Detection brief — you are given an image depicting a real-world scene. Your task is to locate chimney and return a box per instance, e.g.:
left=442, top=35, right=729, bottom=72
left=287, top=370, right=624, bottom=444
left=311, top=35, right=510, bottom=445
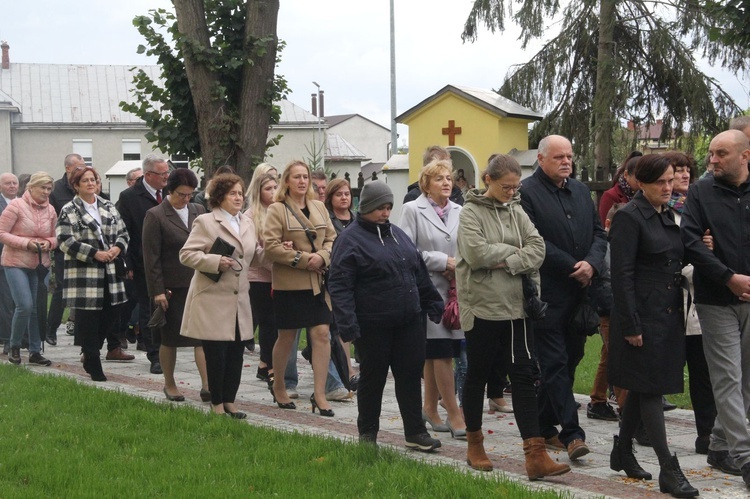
left=319, top=90, right=325, bottom=118
left=1, top=41, right=9, bottom=70
left=656, top=119, right=663, bottom=125
left=311, top=93, right=317, bottom=117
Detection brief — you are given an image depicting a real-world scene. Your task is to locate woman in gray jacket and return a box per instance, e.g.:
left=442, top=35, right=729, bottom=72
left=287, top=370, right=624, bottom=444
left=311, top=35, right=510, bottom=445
left=457, top=154, right=569, bottom=480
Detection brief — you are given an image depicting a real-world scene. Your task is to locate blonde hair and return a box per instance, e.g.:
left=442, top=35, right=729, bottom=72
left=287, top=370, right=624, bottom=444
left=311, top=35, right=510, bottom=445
left=244, top=163, right=277, bottom=211
left=419, top=160, right=453, bottom=194
left=27, top=172, right=54, bottom=189
left=246, top=170, right=278, bottom=238
left=274, top=160, right=314, bottom=203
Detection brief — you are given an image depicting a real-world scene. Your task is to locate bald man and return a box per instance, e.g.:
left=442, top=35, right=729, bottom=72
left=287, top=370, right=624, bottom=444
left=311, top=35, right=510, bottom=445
left=0, top=173, right=19, bottom=352
left=681, top=129, right=750, bottom=487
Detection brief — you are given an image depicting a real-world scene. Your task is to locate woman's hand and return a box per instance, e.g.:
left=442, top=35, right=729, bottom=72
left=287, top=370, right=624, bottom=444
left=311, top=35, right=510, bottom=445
left=94, top=250, right=111, bottom=263
left=154, top=293, right=169, bottom=311
left=492, top=261, right=507, bottom=270
left=625, top=334, right=643, bottom=347
left=27, top=240, right=51, bottom=251
left=445, top=257, right=456, bottom=272
left=282, top=240, right=294, bottom=250
left=218, top=256, right=235, bottom=272
left=442, top=270, right=455, bottom=281
left=307, top=253, right=326, bottom=274
left=702, top=229, right=713, bottom=251
left=107, top=246, right=121, bottom=259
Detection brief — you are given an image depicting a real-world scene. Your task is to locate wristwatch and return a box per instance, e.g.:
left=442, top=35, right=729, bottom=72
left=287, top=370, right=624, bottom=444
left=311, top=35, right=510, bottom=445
left=291, top=251, right=302, bottom=267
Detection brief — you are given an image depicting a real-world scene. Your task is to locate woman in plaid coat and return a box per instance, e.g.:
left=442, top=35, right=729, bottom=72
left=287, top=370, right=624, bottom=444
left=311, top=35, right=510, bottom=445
left=56, top=167, right=129, bottom=381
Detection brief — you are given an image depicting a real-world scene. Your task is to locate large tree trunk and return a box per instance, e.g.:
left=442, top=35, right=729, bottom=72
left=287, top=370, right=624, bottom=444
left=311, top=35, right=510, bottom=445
left=236, top=0, right=280, bottom=185
left=593, top=0, right=616, bottom=174
left=173, top=0, right=235, bottom=176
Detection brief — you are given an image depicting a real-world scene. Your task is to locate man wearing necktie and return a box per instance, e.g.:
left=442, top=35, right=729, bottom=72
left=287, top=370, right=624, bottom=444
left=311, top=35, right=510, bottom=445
left=117, top=154, right=170, bottom=374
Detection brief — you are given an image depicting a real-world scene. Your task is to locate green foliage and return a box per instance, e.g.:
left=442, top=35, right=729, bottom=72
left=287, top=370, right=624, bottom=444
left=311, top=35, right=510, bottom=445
left=462, top=0, right=750, bottom=165
left=706, top=0, right=750, bottom=49
left=119, top=1, right=289, bottom=176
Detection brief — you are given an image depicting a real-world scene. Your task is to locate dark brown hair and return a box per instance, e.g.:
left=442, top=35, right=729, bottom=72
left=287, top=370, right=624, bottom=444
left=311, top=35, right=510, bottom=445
left=68, top=166, right=99, bottom=190
left=207, top=173, right=244, bottom=209
left=634, top=154, right=673, bottom=184
left=167, top=168, right=199, bottom=193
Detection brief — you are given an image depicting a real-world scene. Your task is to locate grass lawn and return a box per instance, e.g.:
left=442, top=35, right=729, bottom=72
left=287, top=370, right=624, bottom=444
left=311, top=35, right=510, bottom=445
left=0, top=365, right=571, bottom=498
left=573, top=333, right=691, bottom=409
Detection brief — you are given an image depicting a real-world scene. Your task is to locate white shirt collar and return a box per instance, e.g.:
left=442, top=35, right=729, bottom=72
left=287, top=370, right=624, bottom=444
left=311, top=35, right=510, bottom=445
left=142, top=179, right=159, bottom=200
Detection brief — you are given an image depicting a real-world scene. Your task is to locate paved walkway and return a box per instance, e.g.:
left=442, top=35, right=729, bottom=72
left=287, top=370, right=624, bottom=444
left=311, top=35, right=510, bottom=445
left=7, top=329, right=749, bottom=499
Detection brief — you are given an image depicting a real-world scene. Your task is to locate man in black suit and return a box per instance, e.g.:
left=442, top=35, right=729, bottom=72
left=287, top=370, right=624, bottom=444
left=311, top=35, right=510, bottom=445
left=0, top=173, right=19, bottom=353
left=520, top=135, right=607, bottom=462
left=117, top=154, right=170, bottom=374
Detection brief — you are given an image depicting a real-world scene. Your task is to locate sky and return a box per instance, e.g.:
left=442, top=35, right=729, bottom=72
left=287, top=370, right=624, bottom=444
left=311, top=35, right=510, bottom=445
left=2, top=0, right=748, bottom=149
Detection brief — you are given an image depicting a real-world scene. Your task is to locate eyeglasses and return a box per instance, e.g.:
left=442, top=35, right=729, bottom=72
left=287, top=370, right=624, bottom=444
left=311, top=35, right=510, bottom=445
left=498, top=183, right=522, bottom=193
left=147, top=170, right=170, bottom=178
left=171, top=191, right=193, bottom=199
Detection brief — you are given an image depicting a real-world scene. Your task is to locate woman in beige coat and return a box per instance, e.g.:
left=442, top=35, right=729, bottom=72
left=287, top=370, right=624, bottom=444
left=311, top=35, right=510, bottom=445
left=264, top=160, right=337, bottom=416
left=180, top=173, right=261, bottom=418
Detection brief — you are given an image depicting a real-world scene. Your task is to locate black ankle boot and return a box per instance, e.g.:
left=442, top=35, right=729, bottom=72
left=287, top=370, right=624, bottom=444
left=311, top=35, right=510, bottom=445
left=8, top=347, right=21, bottom=365
left=610, top=435, right=652, bottom=480
left=659, top=454, right=698, bottom=498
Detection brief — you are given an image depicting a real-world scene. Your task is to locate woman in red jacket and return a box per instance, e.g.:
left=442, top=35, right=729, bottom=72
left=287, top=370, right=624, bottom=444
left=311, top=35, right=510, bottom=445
left=599, top=151, right=641, bottom=225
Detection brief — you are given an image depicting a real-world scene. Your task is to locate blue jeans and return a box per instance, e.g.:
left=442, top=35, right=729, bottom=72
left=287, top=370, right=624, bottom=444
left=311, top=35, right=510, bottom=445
left=284, top=329, right=345, bottom=392
left=5, top=267, right=41, bottom=354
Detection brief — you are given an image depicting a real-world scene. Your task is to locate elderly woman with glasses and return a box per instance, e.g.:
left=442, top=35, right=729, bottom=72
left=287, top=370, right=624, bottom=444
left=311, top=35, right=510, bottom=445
left=179, top=173, right=262, bottom=418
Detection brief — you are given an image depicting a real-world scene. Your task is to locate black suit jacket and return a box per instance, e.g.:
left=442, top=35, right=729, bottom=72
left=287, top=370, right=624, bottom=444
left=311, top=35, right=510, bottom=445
left=117, top=177, right=161, bottom=271
left=520, top=168, right=607, bottom=324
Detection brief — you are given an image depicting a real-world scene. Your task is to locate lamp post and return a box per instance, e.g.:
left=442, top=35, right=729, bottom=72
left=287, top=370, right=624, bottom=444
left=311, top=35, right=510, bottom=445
left=312, top=81, right=325, bottom=172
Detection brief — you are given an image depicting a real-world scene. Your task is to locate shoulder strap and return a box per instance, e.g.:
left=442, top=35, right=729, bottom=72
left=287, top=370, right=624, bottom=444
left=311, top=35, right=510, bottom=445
left=284, top=202, right=318, bottom=252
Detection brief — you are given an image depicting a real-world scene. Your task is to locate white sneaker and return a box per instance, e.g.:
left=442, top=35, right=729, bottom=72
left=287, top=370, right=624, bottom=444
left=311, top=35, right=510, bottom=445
left=325, top=387, right=352, bottom=401
left=286, top=388, right=299, bottom=399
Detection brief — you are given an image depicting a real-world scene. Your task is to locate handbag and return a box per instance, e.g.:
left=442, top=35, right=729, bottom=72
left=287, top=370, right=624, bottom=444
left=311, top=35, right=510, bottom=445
left=200, top=237, right=238, bottom=283
left=114, top=255, right=128, bottom=280
left=441, top=279, right=461, bottom=330
left=567, top=295, right=601, bottom=336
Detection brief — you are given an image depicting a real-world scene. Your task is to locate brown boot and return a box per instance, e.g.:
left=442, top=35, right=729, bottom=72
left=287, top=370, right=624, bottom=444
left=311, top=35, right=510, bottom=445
left=466, top=430, right=493, bottom=471
left=524, top=437, right=572, bottom=481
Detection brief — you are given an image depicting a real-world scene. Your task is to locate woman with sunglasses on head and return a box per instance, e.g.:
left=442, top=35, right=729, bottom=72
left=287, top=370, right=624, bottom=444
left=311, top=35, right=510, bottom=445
left=143, top=168, right=210, bottom=402
left=56, top=167, right=129, bottom=381
left=179, top=173, right=262, bottom=418
left=264, top=160, right=337, bottom=416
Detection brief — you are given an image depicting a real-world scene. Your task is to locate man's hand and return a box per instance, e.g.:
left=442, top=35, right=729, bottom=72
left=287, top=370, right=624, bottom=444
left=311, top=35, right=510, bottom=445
left=570, top=260, right=594, bottom=287
left=727, top=274, right=750, bottom=302
left=702, top=229, right=714, bottom=251
left=625, top=334, right=643, bottom=347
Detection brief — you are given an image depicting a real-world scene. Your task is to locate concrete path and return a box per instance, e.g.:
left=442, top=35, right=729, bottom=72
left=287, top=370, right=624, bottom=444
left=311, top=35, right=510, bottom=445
left=7, top=329, right=748, bottom=499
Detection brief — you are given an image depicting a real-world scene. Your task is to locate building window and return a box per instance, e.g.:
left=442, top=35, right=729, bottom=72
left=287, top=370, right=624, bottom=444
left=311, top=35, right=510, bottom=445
left=122, top=140, right=142, bottom=161
left=171, top=153, right=191, bottom=169
left=72, top=139, right=93, bottom=166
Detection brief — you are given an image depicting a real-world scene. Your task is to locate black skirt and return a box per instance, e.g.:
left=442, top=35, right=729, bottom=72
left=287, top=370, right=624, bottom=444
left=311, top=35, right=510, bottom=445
left=155, top=287, right=201, bottom=348
left=273, top=289, right=331, bottom=329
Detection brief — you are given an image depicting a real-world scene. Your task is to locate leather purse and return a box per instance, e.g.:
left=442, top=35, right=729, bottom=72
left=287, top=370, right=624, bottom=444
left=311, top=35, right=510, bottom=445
left=200, top=237, right=236, bottom=283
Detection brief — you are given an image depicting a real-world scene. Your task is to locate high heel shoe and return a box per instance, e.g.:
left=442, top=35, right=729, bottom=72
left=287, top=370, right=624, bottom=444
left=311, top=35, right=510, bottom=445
left=422, top=410, right=450, bottom=432
left=269, top=382, right=296, bottom=410
left=163, top=387, right=185, bottom=402
left=447, top=421, right=467, bottom=440
left=310, top=394, right=334, bottom=417
left=488, top=398, right=513, bottom=414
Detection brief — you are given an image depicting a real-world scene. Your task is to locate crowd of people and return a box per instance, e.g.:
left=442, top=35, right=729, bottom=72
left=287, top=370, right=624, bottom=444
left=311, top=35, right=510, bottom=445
left=2, top=116, right=750, bottom=496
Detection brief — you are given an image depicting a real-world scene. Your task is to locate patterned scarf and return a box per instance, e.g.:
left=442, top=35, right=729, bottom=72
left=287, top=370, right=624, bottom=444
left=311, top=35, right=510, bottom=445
left=428, top=197, right=448, bottom=224
left=667, top=192, right=686, bottom=213
left=617, top=175, right=636, bottom=200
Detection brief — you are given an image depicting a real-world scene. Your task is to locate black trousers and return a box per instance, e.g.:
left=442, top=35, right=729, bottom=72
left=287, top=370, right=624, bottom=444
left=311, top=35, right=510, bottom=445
left=202, top=320, right=244, bottom=406
left=133, top=269, right=159, bottom=362
left=536, top=318, right=586, bottom=445
left=464, top=317, right=539, bottom=438
left=46, top=249, right=66, bottom=336
left=355, top=315, right=426, bottom=437
left=77, top=291, right=122, bottom=376
left=249, top=282, right=277, bottom=368
left=685, top=335, right=716, bottom=437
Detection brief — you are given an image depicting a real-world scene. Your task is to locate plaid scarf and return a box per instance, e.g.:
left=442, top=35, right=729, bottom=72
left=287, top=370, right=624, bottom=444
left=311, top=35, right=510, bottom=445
left=617, top=175, right=636, bottom=200
left=428, top=196, right=448, bottom=225
left=667, top=192, right=686, bottom=213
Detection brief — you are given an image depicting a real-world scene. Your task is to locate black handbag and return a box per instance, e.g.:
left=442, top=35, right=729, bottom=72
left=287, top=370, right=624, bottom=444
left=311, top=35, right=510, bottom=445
left=568, top=295, right=601, bottom=336
left=114, top=255, right=128, bottom=280
left=200, top=237, right=238, bottom=283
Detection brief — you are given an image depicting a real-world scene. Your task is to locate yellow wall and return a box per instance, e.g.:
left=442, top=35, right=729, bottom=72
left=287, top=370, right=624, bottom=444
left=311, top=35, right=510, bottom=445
left=401, top=92, right=533, bottom=182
